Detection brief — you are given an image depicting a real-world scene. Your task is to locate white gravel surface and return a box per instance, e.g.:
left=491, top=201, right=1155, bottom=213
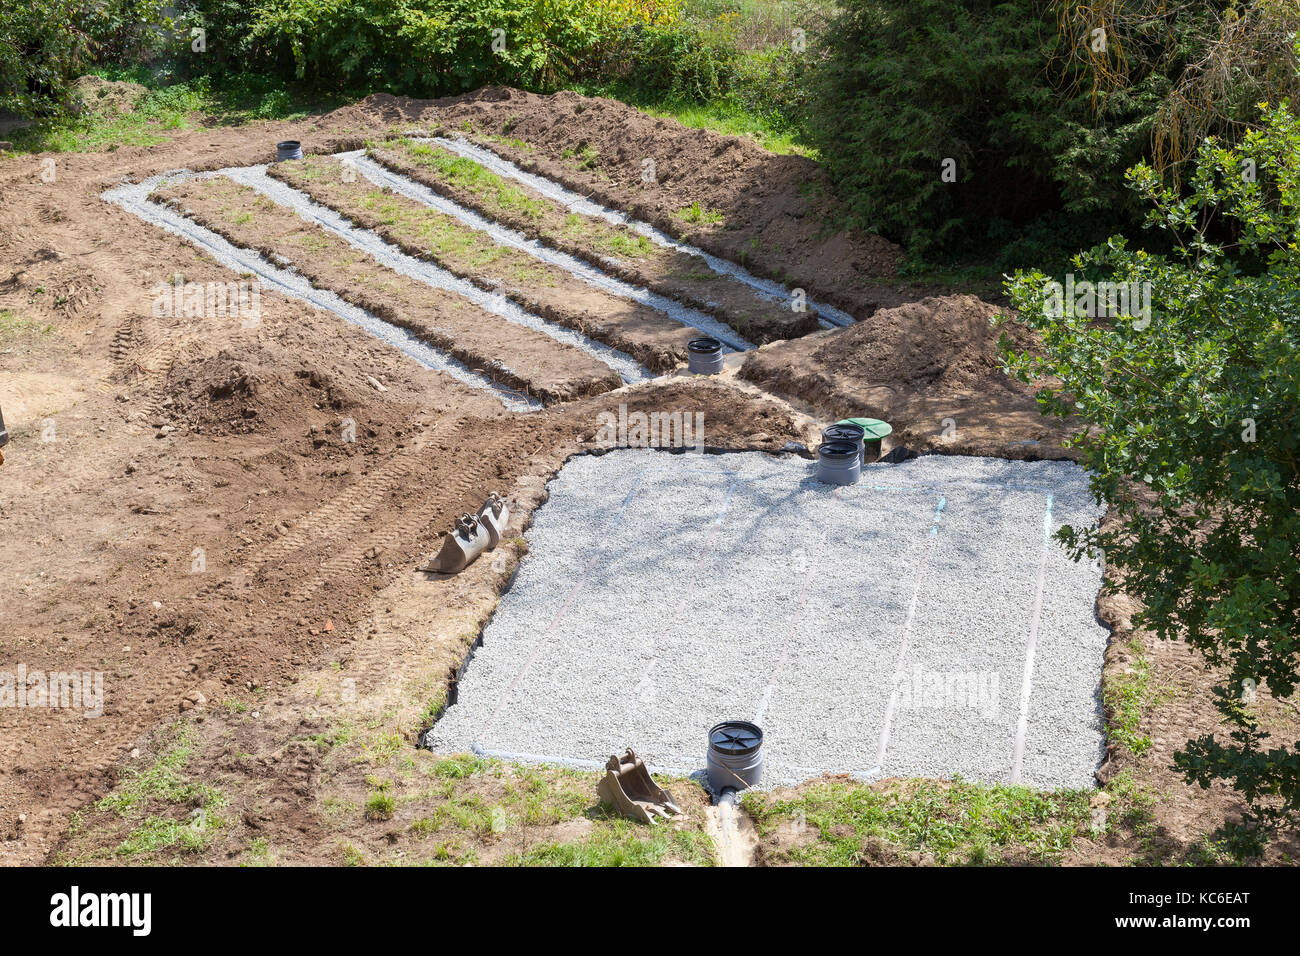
left=424, top=450, right=1109, bottom=790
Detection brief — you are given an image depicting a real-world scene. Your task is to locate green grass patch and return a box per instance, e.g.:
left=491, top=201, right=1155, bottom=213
left=380, top=139, right=548, bottom=221
left=507, top=817, right=715, bottom=866
left=1105, top=637, right=1158, bottom=757
left=676, top=200, right=725, bottom=225
left=364, top=780, right=396, bottom=821
left=744, top=777, right=1091, bottom=866
left=0, top=309, right=54, bottom=340
left=95, top=722, right=223, bottom=817
left=4, top=70, right=345, bottom=155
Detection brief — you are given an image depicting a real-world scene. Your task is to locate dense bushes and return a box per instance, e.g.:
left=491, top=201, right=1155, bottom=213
left=0, top=0, right=172, bottom=116
left=805, top=0, right=1300, bottom=264
left=1003, top=105, right=1300, bottom=835
left=178, top=0, right=681, bottom=98
left=804, top=0, right=1174, bottom=262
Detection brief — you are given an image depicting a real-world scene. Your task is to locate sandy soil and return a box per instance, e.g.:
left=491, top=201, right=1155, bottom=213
left=1, top=86, right=1293, bottom=867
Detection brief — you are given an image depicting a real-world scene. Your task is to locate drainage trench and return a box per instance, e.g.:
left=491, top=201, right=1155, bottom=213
left=218, top=165, right=651, bottom=385
left=342, top=151, right=755, bottom=352
left=418, top=135, right=858, bottom=330
left=103, top=175, right=541, bottom=412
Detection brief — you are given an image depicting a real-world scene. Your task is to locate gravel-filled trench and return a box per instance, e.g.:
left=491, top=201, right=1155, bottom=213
left=424, top=450, right=1109, bottom=790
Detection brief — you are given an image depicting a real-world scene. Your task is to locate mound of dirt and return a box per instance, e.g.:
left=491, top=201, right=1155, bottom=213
left=740, top=294, right=1071, bottom=458
left=72, top=75, right=146, bottom=117
left=807, top=294, right=1024, bottom=392
left=165, top=349, right=354, bottom=436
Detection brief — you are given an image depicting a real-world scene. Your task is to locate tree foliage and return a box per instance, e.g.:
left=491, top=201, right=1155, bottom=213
left=1002, top=103, right=1300, bottom=832
left=0, top=0, right=171, bottom=117
left=806, top=0, right=1300, bottom=263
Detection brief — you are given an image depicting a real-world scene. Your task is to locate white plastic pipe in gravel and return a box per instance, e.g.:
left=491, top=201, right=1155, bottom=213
left=420, top=135, right=858, bottom=330
left=218, top=165, right=649, bottom=385
left=342, top=151, right=756, bottom=352
left=103, top=174, right=542, bottom=412
left=424, top=451, right=1109, bottom=790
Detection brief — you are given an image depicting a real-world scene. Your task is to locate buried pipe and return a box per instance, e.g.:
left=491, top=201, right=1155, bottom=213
left=276, top=140, right=303, bottom=162
left=822, top=422, right=866, bottom=464
left=341, top=151, right=756, bottom=352
left=706, top=719, right=764, bottom=794
left=815, top=439, right=862, bottom=486
left=423, top=135, right=858, bottom=330
left=102, top=175, right=540, bottom=412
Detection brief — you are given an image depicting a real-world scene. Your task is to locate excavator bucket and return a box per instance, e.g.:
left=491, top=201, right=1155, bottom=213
left=597, top=749, right=682, bottom=824
left=420, top=513, right=490, bottom=574
left=478, top=492, right=509, bottom=549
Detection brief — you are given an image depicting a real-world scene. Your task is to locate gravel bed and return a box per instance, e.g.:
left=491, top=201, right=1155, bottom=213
left=423, top=450, right=1108, bottom=790
left=423, top=135, right=856, bottom=328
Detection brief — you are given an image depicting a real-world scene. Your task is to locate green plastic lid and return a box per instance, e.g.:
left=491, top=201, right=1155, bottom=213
left=839, top=417, right=892, bottom=439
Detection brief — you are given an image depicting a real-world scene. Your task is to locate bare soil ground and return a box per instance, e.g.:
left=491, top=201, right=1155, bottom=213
left=739, top=294, right=1071, bottom=458
left=1, top=86, right=1295, bottom=867
left=153, top=176, right=620, bottom=403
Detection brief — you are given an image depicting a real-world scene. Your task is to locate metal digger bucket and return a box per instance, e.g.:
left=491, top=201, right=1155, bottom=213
left=422, top=513, right=490, bottom=574
left=478, top=491, right=509, bottom=549
left=597, top=749, right=681, bottom=824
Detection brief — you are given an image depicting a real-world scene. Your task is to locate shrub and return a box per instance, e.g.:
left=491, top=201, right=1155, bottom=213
left=1002, top=103, right=1300, bottom=833
left=0, top=0, right=172, bottom=118
left=599, top=21, right=738, bottom=101
left=233, top=0, right=671, bottom=97
left=804, top=0, right=1171, bottom=262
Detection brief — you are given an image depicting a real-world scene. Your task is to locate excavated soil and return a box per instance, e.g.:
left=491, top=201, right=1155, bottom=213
left=1, top=85, right=1287, bottom=868
left=740, top=295, right=1071, bottom=458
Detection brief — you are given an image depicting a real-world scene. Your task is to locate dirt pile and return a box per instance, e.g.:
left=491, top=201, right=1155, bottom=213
left=71, top=75, right=146, bottom=117
left=804, top=294, right=1025, bottom=391
left=164, top=349, right=353, bottom=436
left=740, top=294, right=1069, bottom=457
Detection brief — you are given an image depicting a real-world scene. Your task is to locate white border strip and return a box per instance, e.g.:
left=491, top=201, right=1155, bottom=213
left=1010, top=493, right=1055, bottom=784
